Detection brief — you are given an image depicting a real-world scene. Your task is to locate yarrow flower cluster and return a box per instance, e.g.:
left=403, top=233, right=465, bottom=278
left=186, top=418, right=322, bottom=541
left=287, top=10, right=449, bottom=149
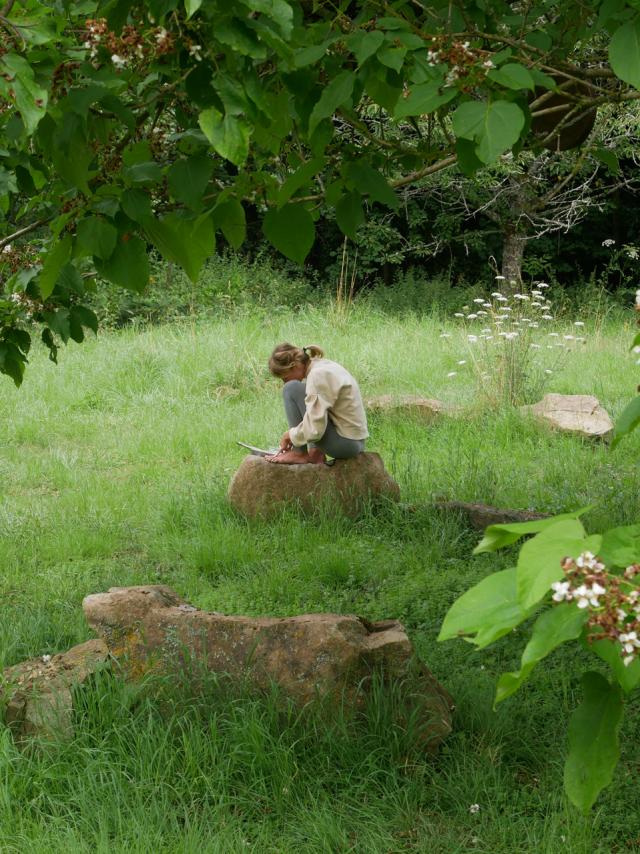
left=442, top=277, right=587, bottom=404
left=551, top=552, right=640, bottom=666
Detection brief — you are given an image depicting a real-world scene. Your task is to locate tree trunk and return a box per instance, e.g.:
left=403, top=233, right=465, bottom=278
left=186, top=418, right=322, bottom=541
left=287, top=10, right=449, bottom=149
left=500, top=230, right=526, bottom=290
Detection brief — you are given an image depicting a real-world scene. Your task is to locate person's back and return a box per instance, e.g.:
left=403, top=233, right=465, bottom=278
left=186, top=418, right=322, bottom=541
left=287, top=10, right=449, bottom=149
left=304, top=358, right=368, bottom=442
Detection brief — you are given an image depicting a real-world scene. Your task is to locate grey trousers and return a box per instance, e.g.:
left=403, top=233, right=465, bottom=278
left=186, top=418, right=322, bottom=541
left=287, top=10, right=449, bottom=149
left=283, top=380, right=365, bottom=459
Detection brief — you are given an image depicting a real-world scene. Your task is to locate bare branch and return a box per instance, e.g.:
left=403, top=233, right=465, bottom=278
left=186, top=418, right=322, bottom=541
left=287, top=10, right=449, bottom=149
left=0, top=219, right=49, bottom=251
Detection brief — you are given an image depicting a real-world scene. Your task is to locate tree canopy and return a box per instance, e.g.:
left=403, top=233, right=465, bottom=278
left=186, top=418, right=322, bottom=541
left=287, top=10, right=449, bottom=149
left=1, top=0, right=640, bottom=382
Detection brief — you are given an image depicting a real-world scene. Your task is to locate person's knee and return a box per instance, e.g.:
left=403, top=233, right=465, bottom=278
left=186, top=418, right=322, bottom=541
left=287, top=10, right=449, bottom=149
left=282, top=379, right=305, bottom=401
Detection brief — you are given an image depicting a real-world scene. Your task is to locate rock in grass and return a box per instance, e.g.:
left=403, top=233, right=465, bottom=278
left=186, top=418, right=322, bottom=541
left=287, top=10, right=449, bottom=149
left=1, top=639, right=109, bottom=740
left=228, top=452, right=400, bottom=519
left=436, top=500, right=548, bottom=530
left=521, top=394, right=614, bottom=439
left=366, top=394, right=450, bottom=421
left=83, top=585, right=453, bottom=750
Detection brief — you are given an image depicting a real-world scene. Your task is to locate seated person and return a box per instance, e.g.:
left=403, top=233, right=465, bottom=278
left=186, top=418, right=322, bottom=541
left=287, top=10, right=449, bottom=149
left=266, top=342, right=368, bottom=465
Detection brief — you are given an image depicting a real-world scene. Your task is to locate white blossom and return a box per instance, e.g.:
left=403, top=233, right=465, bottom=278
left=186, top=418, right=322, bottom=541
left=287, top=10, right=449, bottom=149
left=602, top=238, right=615, bottom=247
left=551, top=581, right=572, bottom=602
left=469, top=804, right=480, bottom=814
left=111, top=54, right=127, bottom=68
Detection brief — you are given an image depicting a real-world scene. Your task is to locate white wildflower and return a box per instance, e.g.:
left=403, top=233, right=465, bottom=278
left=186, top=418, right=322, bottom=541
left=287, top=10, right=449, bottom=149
left=42, top=654, right=52, bottom=664
left=454, top=312, right=465, bottom=318
left=111, top=54, right=127, bottom=68
left=602, top=238, right=615, bottom=247
left=473, top=298, right=485, bottom=304
left=447, top=371, right=458, bottom=378
left=574, top=321, right=584, bottom=327
left=545, top=369, right=553, bottom=374
left=458, top=360, right=467, bottom=365
left=188, top=44, right=203, bottom=61
left=551, top=581, right=572, bottom=602
left=469, top=804, right=480, bottom=814
left=467, top=313, right=478, bottom=320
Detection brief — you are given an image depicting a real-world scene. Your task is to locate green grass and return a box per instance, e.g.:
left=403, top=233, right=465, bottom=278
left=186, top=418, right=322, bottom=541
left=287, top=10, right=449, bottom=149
left=1, top=304, right=639, bottom=852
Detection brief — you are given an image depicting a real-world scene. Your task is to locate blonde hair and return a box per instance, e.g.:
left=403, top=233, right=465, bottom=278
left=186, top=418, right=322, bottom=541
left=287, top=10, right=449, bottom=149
left=268, top=342, right=324, bottom=377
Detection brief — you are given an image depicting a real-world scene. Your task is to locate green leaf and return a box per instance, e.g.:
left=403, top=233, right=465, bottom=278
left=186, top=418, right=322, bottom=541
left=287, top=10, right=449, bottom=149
left=262, top=204, right=315, bottom=265
left=377, top=45, right=407, bottom=73
left=0, top=54, right=48, bottom=134
left=438, top=568, right=532, bottom=649
left=456, top=138, right=483, bottom=177
left=239, top=0, right=293, bottom=38
left=487, top=63, right=535, bottom=91
left=335, top=191, right=364, bottom=240
left=184, top=0, right=202, bottom=18
left=308, top=72, right=354, bottom=136
left=495, top=605, right=588, bottom=704
left=95, top=235, right=150, bottom=292
left=277, top=156, right=325, bottom=207
left=473, top=508, right=591, bottom=554
left=76, top=217, right=117, bottom=261
left=564, top=672, right=623, bottom=813
left=594, top=148, right=620, bottom=175
left=167, top=156, right=213, bottom=210
left=394, top=81, right=456, bottom=118
left=599, top=524, right=640, bottom=567
left=125, top=161, right=163, bottom=185
left=349, top=30, right=384, bottom=65
left=517, top=520, right=601, bottom=609
left=612, top=396, right=640, bottom=447
left=609, top=20, right=640, bottom=90
left=143, top=213, right=215, bottom=282
left=294, top=39, right=335, bottom=68
left=591, top=638, right=640, bottom=693
left=199, top=108, right=251, bottom=166
left=452, top=100, right=525, bottom=164
left=120, top=189, right=152, bottom=222
left=71, top=305, right=99, bottom=335
left=39, top=234, right=72, bottom=299
left=346, top=162, right=398, bottom=209
left=41, top=307, right=71, bottom=343
left=213, top=199, right=246, bottom=249
left=0, top=341, right=26, bottom=386
left=364, top=69, right=401, bottom=113
left=525, top=31, right=552, bottom=51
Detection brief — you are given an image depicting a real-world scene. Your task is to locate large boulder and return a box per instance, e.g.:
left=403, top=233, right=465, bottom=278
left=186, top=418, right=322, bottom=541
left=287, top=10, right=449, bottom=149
left=83, top=585, right=453, bottom=749
left=521, top=393, right=613, bottom=439
left=228, top=451, right=400, bottom=518
left=1, top=639, right=109, bottom=740
left=366, top=394, right=449, bottom=421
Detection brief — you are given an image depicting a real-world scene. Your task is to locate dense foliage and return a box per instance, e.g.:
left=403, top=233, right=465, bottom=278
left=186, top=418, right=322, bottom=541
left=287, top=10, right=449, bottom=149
left=2, top=0, right=640, bottom=383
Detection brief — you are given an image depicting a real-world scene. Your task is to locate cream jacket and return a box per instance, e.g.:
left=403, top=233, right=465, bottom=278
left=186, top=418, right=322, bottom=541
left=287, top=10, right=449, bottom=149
left=288, top=358, right=369, bottom=447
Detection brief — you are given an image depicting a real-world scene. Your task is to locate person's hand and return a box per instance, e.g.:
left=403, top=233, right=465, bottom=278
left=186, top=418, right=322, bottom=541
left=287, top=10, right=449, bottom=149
left=279, top=431, right=292, bottom=451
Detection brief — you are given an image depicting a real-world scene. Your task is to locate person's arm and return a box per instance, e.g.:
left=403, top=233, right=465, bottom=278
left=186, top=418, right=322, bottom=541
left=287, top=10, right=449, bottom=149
left=288, top=369, right=339, bottom=446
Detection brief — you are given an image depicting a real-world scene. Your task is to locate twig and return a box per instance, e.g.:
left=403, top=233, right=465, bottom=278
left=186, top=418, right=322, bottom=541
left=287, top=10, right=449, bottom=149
left=0, top=218, right=49, bottom=250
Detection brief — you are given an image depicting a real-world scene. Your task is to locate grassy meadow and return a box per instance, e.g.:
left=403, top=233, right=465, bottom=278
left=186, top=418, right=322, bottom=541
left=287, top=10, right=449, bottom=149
left=1, top=300, right=640, bottom=853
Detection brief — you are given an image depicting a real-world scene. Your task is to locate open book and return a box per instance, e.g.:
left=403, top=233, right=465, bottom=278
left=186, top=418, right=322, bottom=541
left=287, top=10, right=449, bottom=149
left=237, top=441, right=280, bottom=457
